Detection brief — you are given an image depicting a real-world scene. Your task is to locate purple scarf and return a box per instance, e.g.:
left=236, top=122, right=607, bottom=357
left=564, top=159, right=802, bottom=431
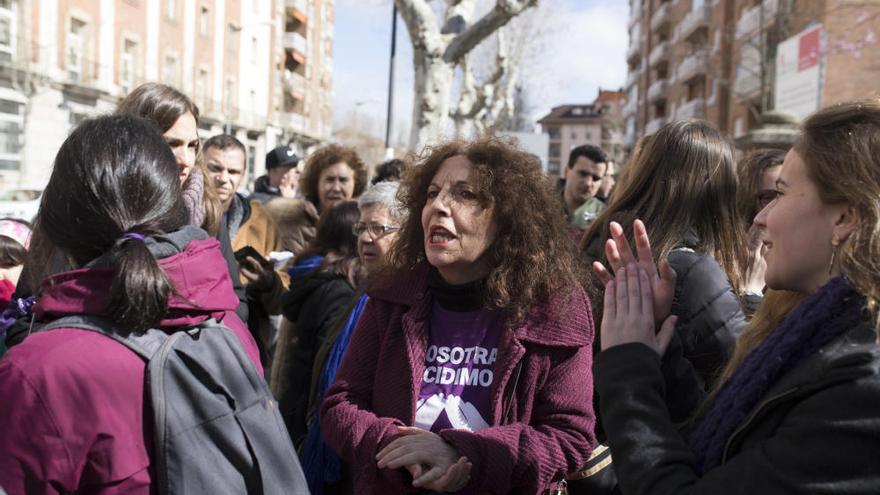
left=688, top=276, right=866, bottom=473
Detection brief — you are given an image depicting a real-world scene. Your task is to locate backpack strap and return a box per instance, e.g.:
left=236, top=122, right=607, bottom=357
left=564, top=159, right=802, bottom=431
left=36, top=315, right=164, bottom=360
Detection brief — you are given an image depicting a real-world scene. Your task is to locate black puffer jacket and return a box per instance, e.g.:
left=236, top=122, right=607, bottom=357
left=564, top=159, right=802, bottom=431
left=667, top=248, right=746, bottom=386
left=584, top=235, right=746, bottom=387
left=278, top=267, right=355, bottom=446
left=596, top=321, right=880, bottom=495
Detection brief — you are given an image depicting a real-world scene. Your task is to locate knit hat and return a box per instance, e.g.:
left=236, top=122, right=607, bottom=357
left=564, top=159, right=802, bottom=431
left=0, top=220, right=31, bottom=249
left=266, top=146, right=299, bottom=170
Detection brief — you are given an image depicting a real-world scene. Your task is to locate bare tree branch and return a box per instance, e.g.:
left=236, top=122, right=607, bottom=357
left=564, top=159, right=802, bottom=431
left=395, top=0, right=443, bottom=53
left=443, top=0, right=537, bottom=63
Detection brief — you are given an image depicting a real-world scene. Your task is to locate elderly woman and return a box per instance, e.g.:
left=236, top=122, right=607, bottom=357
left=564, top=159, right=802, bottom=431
left=321, top=136, right=596, bottom=494
left=301, top=181, right=405, bottom=494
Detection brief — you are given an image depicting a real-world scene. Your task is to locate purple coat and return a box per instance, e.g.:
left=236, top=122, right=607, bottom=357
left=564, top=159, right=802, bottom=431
left=0, top=238, right=261, bottom=495
left=321, top=263, right=596, bottom=494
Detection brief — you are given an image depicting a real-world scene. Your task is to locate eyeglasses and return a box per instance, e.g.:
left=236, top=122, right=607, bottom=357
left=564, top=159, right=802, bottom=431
left=756, top=191, right=779, bottom=210
left=352, top=223, right=400, bottom=239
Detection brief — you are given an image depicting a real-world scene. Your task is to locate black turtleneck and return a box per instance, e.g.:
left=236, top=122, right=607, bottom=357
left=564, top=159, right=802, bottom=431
left=426, top=268, right=483, bottom=312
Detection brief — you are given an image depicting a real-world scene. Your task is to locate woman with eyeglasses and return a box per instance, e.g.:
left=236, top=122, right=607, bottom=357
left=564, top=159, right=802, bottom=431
left=277, top=201, right=360, bottom=449
left=735, top=149, right=787, bottom=315
left=300, top=181, right=406, bottom=494
left=321, top=137, right=595, bottom=494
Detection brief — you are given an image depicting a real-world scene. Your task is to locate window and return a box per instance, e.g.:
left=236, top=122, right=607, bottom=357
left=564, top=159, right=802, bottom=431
left=195, top=68, right=209, bottom=110
left=0, top=120, right=22, bottom=154
left=585, top=131, right=592, bottom=140
left=199, top=6, right=209, bottom=36
left=734, top=117, right=745, bottom=138
left=224, top=78, right=235, bottom=114
left=166, top=0, right=176, bottom=20
left=547, top=126, right=561, bottom=140
left=247, top=145, right=256, bottom=178
left=549, top=143, right=561, bottom=159
left=0, top=16, right=11, bottom=64
left=67, top=18, right=87, bottom=82
left=163, top=54, right=178, bottom=86
left=120, top=39, right=137, bottom=94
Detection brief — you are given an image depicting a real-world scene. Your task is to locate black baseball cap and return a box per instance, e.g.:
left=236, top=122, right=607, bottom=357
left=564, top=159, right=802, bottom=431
left=266, top=146, right=299, bottom=170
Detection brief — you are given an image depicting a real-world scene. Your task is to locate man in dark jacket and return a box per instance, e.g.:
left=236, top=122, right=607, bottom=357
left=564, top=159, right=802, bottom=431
left=204, top=135, right=286, bottom=370
left=250, top=145, right=301, bottom=203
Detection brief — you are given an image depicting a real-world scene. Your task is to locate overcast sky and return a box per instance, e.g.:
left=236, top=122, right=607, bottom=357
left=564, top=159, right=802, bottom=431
left=331, top=0, right=629, bottom=144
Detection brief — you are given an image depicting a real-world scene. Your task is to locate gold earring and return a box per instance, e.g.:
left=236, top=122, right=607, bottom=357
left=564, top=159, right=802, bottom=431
left=828, top=237, right=840, bottom=275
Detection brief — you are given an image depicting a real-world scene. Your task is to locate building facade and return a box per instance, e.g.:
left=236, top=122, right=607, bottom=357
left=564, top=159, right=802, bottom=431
left=537, top=89, right=626, bottom=178
left=624, top=0, right=880, bottom=148
left=0, top=0, right=333, bottom=190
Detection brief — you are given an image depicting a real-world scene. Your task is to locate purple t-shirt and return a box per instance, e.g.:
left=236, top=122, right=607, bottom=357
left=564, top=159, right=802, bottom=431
left=415, top=302, right=504, bottom=433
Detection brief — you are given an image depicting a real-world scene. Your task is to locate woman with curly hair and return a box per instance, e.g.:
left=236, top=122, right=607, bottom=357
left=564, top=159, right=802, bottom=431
left=299, top=144, right=368, bottom=214
left=320, top=136, right=596, bottom=494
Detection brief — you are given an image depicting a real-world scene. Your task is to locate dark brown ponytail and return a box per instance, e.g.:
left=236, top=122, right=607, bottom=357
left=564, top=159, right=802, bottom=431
left=30, top=116, right=188, bottom=333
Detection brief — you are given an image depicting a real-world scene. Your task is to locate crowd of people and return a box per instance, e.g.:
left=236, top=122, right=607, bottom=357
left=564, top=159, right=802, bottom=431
left=0, top=80, right=878, bottom=495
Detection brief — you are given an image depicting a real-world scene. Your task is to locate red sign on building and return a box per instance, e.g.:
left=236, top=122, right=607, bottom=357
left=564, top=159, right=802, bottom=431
left=799, top=28, right=821, bottom=71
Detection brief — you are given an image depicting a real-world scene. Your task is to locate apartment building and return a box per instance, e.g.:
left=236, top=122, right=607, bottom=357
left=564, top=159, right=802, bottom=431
left=624, top=0, right=880, bottom=148
left=538, top=89, right=626, bottom=178
left=0, top=0, right=333, bottom=190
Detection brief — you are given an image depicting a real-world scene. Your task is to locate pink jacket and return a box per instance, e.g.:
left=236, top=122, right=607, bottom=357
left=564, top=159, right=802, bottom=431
left=0, top=237, right=261, bottom=495
left=321, top=263, right=596, bottom=494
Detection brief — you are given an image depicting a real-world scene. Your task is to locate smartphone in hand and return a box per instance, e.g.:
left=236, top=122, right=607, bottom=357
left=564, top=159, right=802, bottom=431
left=234, top=245, right=270, bottom=266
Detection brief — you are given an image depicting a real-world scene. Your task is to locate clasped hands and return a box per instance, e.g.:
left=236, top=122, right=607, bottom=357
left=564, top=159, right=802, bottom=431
left=592, top=220, right=678, bottom=356
left=376, top=426, right=472, bottom=492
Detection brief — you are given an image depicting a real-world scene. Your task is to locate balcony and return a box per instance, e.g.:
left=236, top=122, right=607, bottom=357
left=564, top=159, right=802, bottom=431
left=647, top=78, right=669, bottom=102
left=646, top=116, right=668, bottom=135
left=650, top=2, right=671, bottom=32
left=286, top=0, right=308, bottom=22
left=625, top=67, right=641, bottom=89
left=283, top=32, right=307, bottom=55
left=648, top=40, right=670, bottom=67
left=629, top=2, right=642, bottom=27
left=676, top=4, right=710, bottom=42
left=623, top=96, right=638, bottom=117
left=237, top=110, right=268, bottom=130
left=283, top=70, right=306, bottom=97
left=627, top=37, right=642, bottom=63
left=676, top=97, right=706, bottom=120
left=736, top=0, right=778, bottom=40
left=677, top=50, right=708, bottom=83
left=279, top=111, right=306, bottom=133
left=734, top=68, right=761, bottom=96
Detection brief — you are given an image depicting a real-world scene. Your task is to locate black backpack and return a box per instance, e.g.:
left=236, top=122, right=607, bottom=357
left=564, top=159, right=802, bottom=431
left=39, top=315, right=309, bottom=495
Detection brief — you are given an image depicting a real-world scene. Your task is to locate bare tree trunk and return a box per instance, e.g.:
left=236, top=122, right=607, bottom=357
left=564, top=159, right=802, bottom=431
left=395, top=0, right=537, bottom=151
left=411, top=49, right=456, bottom=151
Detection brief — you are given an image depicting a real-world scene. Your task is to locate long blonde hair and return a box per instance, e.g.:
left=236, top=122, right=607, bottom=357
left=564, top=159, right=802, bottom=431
left=797, top=98, right=880, bottom=322
left=705, top=98, right=880, bottom=406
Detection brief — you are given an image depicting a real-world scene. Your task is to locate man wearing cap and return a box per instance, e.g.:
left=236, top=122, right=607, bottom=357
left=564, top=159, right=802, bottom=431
left=203, top=134, right=285, bottom=370
left=250, top=145, right=301, bottom=203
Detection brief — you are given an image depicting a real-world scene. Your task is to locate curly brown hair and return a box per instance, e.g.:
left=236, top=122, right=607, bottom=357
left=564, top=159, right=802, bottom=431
left=299, top=144, right=367, bottom=210
left=387, top=135, right=585, bottom=324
